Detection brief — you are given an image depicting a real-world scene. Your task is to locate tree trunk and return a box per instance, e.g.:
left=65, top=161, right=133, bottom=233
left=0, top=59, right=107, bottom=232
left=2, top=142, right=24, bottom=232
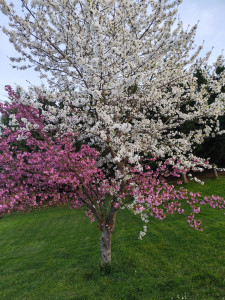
left=212, top=163, right=218, bottom=178
left=182, top=172, right=188, bottom=184
left=100, top=208, right=118, bottom=266
left=100, top=227, right=112, bottom=265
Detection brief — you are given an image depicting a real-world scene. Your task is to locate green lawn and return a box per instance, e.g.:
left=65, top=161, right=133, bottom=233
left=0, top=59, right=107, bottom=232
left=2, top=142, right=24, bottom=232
left=0, top=177, right=225, bottom=300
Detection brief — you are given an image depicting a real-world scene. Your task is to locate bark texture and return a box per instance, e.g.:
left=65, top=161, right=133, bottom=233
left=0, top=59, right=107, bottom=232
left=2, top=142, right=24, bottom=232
left=100, top=207, right=118, bottom=265
left=100, top=228, right=112, bottom=265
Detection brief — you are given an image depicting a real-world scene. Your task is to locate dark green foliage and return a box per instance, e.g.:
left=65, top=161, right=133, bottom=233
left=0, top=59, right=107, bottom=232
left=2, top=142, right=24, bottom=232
left=127, top=84, right=138, bottom=96
left=193, top=67, right=225, bottom=166
left=195, top=69, right=208, bottom=89
left=195, top=117, right=225, bottom=167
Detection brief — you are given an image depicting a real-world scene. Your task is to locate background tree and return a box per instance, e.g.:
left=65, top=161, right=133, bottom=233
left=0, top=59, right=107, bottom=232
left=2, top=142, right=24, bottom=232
left=0, top=0, right=225, bottom=265
left=193, top=64, right=225, bottom=168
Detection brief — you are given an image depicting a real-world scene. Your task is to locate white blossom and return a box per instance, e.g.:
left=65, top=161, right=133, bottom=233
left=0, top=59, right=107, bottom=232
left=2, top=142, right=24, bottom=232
left=0, top=0, right=224, bottom=174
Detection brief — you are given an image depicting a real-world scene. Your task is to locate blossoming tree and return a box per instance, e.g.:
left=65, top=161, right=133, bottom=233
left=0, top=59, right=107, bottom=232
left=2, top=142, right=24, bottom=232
left=1, top=95, right=224, bottom=265
left=0, top=0, right=225, bottom=265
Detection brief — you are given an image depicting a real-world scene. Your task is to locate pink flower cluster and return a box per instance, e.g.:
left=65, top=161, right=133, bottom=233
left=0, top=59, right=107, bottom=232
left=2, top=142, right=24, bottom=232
left=125, top=163, right=225, bottom=231
left=5, top=85, right=19, bottom=99
left=0, top=91, right=108, bottom=221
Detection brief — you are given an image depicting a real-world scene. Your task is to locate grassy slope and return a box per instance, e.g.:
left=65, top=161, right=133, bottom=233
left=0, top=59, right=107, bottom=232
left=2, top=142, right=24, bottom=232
left=0, top=177, right=225, bottom=300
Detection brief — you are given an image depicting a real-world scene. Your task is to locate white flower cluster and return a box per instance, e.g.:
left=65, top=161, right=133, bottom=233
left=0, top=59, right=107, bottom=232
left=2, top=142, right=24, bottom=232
left=139, top=225, right=148, bottom=240
left=1, top=0, right=224, bottom=175
left=190, top=177, right=205, bottom=185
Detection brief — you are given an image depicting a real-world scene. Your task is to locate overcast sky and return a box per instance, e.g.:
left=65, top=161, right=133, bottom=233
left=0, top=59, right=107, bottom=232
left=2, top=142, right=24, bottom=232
left=0, top=0, right=225, bottom=100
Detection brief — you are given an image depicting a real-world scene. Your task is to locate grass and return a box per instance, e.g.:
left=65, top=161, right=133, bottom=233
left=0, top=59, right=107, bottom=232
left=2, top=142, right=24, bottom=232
left=0, top=177, right=225, bottom=300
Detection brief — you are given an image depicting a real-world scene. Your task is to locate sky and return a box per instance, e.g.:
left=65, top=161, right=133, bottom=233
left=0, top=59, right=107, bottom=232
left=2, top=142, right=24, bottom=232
left=0, top=0, right=225, bottom=100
